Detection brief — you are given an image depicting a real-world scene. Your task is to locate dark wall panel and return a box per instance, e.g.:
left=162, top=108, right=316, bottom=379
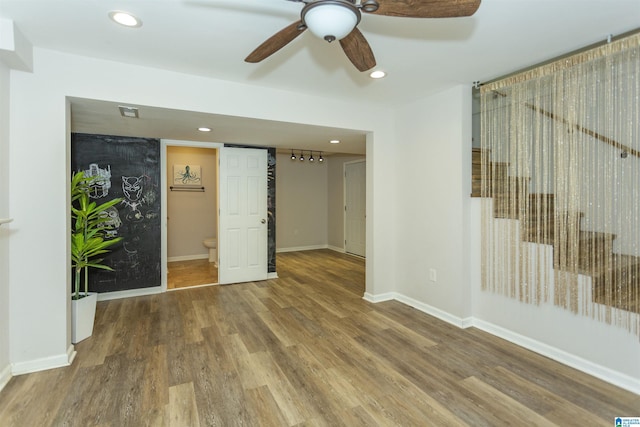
left=71, top=133, right=161, bottom=293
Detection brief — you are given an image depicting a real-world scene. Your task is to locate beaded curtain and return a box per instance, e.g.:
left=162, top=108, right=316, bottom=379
left=481, top=33, right=640, bottom=335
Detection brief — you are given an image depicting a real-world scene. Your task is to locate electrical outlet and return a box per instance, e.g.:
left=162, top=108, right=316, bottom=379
left=429, top=268, right=437, bottom=282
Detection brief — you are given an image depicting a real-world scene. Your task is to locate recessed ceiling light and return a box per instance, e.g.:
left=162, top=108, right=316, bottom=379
left=330, top=139, right=340, bottom=144
left=369, top=70, right=386, bottom=79
left=109, top=11, right=142, bottom=28
left=198, top=127, right=212, bottom=132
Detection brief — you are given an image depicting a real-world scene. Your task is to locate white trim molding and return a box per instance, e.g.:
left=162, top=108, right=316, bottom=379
left=276, top=245, right=328, bottom=253
left=363, top=292, right=395, bottom=303
left=327, top=245, right=345, bottom=253
left=97, top=287, right=162, bottom=302
left=267, top=272, right=279, bottom=280
left=0, top=363, right=11, bottom=393
left=11, top=345, right=75, bottom=376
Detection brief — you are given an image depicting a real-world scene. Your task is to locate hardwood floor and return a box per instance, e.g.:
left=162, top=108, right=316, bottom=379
left=168, top=259, right=218, bottom=289
left=1, top=249, right=638, bottom=426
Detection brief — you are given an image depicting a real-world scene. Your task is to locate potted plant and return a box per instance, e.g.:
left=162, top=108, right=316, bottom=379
left=70, top=171, right=122, bottom=343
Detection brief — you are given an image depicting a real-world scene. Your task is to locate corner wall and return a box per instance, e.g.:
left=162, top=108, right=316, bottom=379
left=392, top=85, right=472, bottom=320
left=0, top=60, right=11, bottom=390
left=275, top=152, right=329, bottom=251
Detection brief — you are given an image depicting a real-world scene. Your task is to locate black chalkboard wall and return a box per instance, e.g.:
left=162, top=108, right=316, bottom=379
left=71, top=133, right=161, bottom=293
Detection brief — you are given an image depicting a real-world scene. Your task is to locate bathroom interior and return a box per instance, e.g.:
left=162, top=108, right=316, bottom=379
left=167, top=145, right=218, bottom=289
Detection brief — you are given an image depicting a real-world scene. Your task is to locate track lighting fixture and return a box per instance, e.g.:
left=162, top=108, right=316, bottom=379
left=289, top=149, right=324, bottom=163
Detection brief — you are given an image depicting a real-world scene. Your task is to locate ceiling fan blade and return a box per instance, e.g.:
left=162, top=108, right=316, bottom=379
left=340, top=28, right=376, bottom=72
left=371, top=0, right=481, bottom=18
left=245, top=20, right=306, bottom=63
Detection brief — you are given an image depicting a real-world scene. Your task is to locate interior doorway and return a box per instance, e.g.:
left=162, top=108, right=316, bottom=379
left=164, top=142, right=221, bottom=289
left=344, top=160, right=366, bottom=257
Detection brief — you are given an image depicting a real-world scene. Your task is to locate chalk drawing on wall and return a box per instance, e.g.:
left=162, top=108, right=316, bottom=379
left=71, top=133, right=161, bottom=293
left=121, top=175, right=145, bottom=222
left=84, top=163, right=112, bottom=199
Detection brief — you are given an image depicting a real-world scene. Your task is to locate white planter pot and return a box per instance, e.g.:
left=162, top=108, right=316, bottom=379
left=71, top=292, right=98, bottom=344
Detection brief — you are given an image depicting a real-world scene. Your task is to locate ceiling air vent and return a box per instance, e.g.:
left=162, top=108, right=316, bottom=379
left=118, top=105, right=139, bottom=119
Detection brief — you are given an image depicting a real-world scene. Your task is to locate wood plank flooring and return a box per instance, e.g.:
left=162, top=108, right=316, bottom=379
left=1, top=249, right=638, bottom=426
left=168, top=259, right=218, bottom=289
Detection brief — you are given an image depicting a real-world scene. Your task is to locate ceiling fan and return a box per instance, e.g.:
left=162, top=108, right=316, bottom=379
left=245, top=0, right=481, bottom=72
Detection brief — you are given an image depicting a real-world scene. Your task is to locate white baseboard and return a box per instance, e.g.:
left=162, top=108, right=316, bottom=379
left=167, top=254, right=209, bottom=262
left=276, top=245, right=351, bottom=255
left=66, top=344, right=77, bottom=366
left=363, top=292, right=395, bottom=303
left=267, top=272, right=279, bottom=279
left=0, top=363, right=11, bottom=393
left=471, top=319, right=640, bottom=395
left=327, top=245, right=345, bottom=253
left=276, top=245, right=328, bottom=253
left=11, top=345, right=75, bottom=376
left=364, top=291, right=640, bottom=395
left=97, top=286, right=162, bottom=301
left=392, top=293, right=469, bottom=329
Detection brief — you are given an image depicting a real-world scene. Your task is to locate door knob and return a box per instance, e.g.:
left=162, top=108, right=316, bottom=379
left=261, top=219, right=266, bottom=224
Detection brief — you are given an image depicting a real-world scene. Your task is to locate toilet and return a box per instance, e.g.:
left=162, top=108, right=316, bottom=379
left=203, top=237, right=217, bottom=265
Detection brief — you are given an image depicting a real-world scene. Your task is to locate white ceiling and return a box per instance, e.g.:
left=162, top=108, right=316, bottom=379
left=2, top=0, right=639, bottom=154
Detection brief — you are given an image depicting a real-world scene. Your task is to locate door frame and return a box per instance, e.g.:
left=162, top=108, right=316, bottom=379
left=160, top=139, right=224, bottom=292
left=343, top=159, right=366, bottom=257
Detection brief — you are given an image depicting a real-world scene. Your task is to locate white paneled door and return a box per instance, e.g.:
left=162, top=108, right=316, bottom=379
left=345, top=160, right=366, bottom=257
left=218, top=147, right=268, bottom=284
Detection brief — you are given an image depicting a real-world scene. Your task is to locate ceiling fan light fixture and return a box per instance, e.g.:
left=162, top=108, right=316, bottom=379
left=302, top=1, right=360, bottom=43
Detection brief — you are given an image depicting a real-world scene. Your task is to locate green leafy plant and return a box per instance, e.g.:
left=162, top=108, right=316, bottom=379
left=70, top=171, right=123, bottom=300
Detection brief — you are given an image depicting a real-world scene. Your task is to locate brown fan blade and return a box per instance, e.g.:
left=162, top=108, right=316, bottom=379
left=339, top=28, right=376, bottom=72
left=245, top=20, right=306, bottom=63
left=371, top=0, right=481, bottom=18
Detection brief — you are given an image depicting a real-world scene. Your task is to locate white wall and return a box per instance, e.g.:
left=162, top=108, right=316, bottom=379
left=275, top=152, right=329, bottom=251
left=328, top=154, right=365, bottom=250
left=7, top=47, right=396, bottom=370
left=392, top=85, right=472, bottom=320
left=0, top=60, right=11, bottom=389
left=167, top=146, right=217, bottom=260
